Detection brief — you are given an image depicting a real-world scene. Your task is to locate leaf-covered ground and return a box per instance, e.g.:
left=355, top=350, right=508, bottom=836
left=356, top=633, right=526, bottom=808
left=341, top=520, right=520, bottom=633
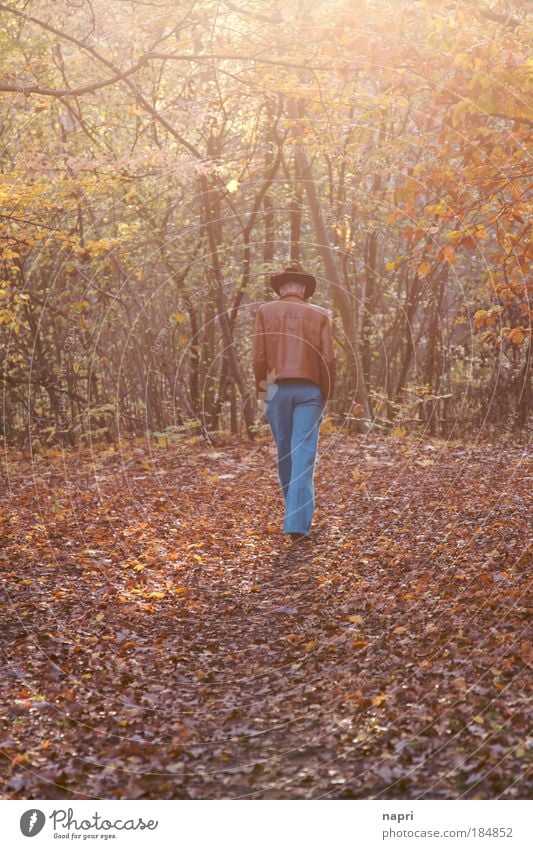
left=1, top=432, right=531, bottom=799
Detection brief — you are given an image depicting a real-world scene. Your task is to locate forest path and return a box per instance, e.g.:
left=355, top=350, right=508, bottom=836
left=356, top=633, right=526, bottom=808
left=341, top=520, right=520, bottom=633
left=1, top=433, right=530, bottom=799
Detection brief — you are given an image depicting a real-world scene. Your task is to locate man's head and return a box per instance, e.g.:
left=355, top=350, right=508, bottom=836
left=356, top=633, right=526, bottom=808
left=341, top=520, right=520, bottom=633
left=279, top=280, right=306, bottom=299
left=270, top=265, right=317, bottom=300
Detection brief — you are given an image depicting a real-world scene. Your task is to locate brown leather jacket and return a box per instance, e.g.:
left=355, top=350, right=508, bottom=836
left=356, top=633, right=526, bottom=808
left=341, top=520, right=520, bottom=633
left=253, top=293, right=336, bottom=401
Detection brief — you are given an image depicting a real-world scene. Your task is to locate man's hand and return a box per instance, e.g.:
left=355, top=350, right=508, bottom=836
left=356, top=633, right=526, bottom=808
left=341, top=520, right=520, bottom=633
left=257, top=374, right=279, bottom=411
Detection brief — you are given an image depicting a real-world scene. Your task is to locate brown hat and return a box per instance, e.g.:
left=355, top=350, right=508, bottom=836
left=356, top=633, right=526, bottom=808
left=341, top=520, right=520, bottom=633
left=270, top=265, right=316, bottom=299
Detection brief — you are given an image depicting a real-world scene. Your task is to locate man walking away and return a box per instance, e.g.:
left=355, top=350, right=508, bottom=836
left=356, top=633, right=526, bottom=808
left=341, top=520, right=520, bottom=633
left=253, top=265, right=336, bottom=542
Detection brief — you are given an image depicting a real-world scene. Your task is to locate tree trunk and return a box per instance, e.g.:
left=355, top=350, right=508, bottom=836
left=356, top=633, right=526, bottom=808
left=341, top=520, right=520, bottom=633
left=290, top=174, right=303, bottom=263
left=287, top=97, right=370, bottom=431
left=200, top=174, right=255, bottom=438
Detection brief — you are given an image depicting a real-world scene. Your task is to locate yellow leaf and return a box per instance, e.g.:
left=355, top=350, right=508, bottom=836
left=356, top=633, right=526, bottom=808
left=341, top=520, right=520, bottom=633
left=11, top=753, right=31, bottom=765
left=385, top=255, right=406, bottom=271
left=452, top=99, right=472, bottom=128
left=320, top=418, right=337, bottom=435
left=147, top=591, right=165, bottom=599
left=73, top=299, right=90, bottom=312
left=417, top=261, right=431, bottom=279
left=372, top=694, right=389, bottom=707
left=454, top=52, right=471, bottom=70
left=392, top=426, right=406, bottom=439
left=446, top=229, right=463, bottom=243
left=347, top=615, right=363, bottom=625
left=226, top=178, right=239, bottom=193
left=305, top=639, right=317, bottom=651
left=474, top=309, right=488, bottom=328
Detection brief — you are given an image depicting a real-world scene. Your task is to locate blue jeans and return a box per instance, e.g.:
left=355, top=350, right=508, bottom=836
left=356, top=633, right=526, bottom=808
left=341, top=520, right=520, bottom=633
left=264, top=380, right=324, bottom=534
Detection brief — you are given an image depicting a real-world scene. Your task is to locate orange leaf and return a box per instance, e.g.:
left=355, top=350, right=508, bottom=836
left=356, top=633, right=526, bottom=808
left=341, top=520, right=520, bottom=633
left=508, top=327, right=524, bottom=344
left=417, top=261, right=431, bottom=279
left=441, top=244, right=457, bottom=265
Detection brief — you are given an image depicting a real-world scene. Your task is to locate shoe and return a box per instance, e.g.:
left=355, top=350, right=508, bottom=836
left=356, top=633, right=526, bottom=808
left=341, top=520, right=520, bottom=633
left=288, top=532, right=309, bottom=543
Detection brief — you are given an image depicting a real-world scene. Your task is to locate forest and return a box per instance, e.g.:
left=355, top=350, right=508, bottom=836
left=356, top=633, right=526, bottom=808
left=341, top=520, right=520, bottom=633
left=0, top=0, right=531, bottom=803
left=0, top=0, right=530, bottom=444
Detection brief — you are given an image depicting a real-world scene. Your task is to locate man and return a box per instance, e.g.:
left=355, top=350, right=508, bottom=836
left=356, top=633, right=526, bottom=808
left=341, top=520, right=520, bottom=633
left=253, top=265, right=336, bottom=542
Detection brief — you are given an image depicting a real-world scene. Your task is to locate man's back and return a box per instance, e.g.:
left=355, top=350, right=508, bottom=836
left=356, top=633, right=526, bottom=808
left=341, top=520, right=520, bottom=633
left=253, top=293, right=336, bottom=401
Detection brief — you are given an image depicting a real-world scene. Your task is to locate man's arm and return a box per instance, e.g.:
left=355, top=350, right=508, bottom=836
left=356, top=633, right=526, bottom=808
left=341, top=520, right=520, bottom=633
left=319, top=313, right=336, bottom=402
left=252, top=305, right=267, bottom=399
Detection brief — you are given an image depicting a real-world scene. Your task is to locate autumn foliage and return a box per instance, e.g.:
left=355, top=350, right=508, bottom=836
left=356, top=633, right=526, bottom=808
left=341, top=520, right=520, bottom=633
left=0, top=0, right=531, bottom=803
left=1, top=434, right=531, bottom=798
left=0, top=0, right=531, bottom=444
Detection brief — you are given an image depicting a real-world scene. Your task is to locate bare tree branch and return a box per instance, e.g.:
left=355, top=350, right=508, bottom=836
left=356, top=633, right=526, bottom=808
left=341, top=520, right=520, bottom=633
left=0, top=55, right=153, bottom=97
